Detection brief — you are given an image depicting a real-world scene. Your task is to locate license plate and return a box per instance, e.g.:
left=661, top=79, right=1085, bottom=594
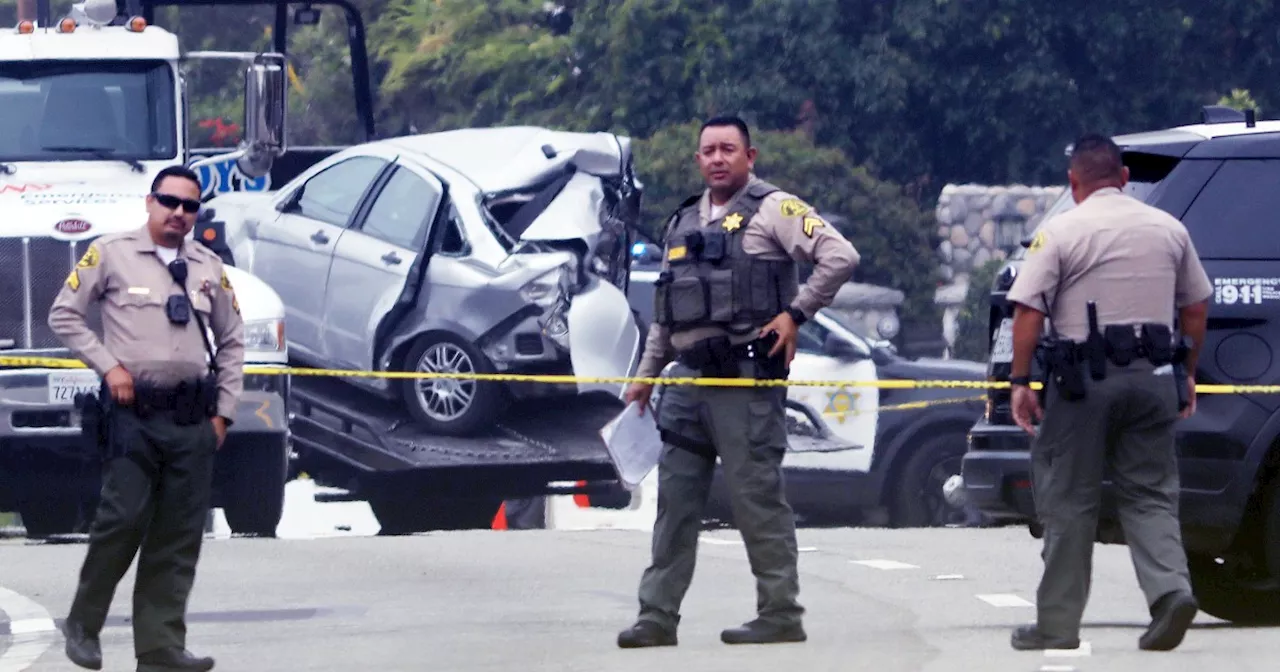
left=48, top=370, right=100, bottom=405
left=990, top=318, right=1014, bottom=363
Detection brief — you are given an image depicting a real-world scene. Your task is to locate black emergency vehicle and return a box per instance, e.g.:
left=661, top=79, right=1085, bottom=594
left=961, top=106, right=1280, bottom=624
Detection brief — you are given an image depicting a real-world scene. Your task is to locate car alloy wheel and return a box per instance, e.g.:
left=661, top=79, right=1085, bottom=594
left=414, top=340, right=478, bottom=422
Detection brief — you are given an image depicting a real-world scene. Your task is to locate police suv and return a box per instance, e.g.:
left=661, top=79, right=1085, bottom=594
left=961, top=106, right=1280, bottom=624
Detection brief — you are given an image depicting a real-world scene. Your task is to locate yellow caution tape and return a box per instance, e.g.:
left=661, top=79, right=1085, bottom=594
left=0, top=355, right=1264, bottom=394
left=821, top=395, right=986, bottom=419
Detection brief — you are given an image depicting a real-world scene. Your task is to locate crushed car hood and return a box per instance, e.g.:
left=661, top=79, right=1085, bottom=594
left=391, top=126, right=633, bottom=195
left=390, top=127, right=636, bottom=256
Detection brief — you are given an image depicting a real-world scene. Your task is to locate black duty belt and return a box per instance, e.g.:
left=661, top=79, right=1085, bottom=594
left=1059, top=328, right=1175, bottom=368
left=132, top=380, right=208, bottom=413
left=674, top=333, right=787, bottom=380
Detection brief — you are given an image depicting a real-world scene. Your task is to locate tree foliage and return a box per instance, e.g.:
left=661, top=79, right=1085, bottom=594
left=7, top=0, right=1280, bottom=335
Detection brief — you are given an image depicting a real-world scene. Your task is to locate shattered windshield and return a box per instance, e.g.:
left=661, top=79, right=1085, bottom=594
left=0, top=59, right=177, bottom=163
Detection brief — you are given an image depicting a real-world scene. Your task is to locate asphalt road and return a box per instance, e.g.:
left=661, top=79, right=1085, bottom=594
left=3, top=513, right=1278, bottom=672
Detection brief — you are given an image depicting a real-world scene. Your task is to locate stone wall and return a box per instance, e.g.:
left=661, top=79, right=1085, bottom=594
left=826, top=183, right=1067, bottom=359
left=934, top=184, right=1065, bottom=285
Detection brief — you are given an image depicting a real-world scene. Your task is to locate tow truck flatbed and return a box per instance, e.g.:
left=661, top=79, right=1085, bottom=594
left=285, top=375, right=860, bottom=534
left=286, top=376, right=623, bottom=534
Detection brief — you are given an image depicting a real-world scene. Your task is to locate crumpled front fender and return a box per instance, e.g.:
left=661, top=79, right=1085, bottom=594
left=567, top=276, right=641, bottom=399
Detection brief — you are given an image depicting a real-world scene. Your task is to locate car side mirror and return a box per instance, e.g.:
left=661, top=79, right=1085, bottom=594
left=238, top=53, right=288, bottom=179
left=275, top=187, right=302, bottom=213
left=822, top=333, right=863, bottom=361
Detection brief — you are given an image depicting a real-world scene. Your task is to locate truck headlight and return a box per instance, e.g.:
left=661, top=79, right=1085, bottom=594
left=244, top=318, right=285, bottom=353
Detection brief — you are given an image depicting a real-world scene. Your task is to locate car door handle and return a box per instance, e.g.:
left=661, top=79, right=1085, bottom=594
left=310, top=230, right=329, bottom=244
left=381, top=251, right=402, bottom=265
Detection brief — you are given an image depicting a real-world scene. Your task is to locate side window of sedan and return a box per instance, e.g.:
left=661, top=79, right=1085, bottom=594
left=360, top=167, right=443, bottom=250
left=796, top=320, right=829, bottom=354
left=292, top=156, right=388, bottom=227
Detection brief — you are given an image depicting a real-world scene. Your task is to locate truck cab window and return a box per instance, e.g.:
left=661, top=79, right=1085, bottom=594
left=0, top=60, right=176, bottom=161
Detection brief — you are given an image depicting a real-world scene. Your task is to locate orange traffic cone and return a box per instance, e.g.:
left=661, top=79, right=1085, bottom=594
left=572, top=480, right=590, bottom=508
left=491, top=502, right=508, bottom=530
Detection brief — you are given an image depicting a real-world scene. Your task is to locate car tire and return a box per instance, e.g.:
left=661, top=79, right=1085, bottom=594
left=888, top=433, right=971, bottom=528
left=220, top=434, right=290, bottom=537
left=399, top=333, right=506, bottom=437
left=16, top=495, right=81, bottom=539
left=1185, top=477, right=1280, bottom=625
left=1187, top=552, right=1280, bottom=624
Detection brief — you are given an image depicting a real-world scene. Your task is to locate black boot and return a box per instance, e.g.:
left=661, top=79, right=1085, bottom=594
left=136, top=647, right=215, bottom=671
left=62, top=618, right=103, bottom=670
left=720, top=618, right=807, bottom=645
left=1010, top=624, right=1081, bottom=651
left=617, top=620, right=677, bottom=648
left=1139, top=591, right=1198, bottom=651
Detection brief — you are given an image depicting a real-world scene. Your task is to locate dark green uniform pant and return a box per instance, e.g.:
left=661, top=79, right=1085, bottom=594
left=1031, top=359, right=1191, bottom=639
left=68, top=407, right=218, bottom=656
left=635, top=361, right=803, bottom=630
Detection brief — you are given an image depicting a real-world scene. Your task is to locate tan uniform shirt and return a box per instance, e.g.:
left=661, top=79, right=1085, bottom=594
left=1006, top=187, right=1213, bottom=342
left=48, top=226, right=246, bottom=419
left=636, top=178, right=861, bottom=378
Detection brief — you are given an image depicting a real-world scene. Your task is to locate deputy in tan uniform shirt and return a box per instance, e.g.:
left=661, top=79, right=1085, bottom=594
left=618, top=116, right=859, bottom=650
left=53, top=165, right=243, bottom=672
left=634, top=184, right=861, bottom=378
left=1003, top=134, right=1212, bottom=654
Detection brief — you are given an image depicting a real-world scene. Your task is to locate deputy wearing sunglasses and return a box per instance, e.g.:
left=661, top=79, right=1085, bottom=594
left=48, top=165, right=245, bottom=672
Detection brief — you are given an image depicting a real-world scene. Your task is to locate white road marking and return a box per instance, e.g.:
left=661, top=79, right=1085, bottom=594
left=0, top=585, right=57, bottom=671
left=7, top=619, right=55, bottom=635
left=850, top=559, right=918, bottom=570
left=932, top=574, right=965, bottom=580
left=976, top=593, right=1035, bottom=607
left=697, top=538, right=818, bottom=551
left=1044, top=641, right=1091, bottom=657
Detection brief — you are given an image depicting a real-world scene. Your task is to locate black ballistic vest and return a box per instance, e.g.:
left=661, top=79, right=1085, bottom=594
left=652, top=180, right=800, bottom=335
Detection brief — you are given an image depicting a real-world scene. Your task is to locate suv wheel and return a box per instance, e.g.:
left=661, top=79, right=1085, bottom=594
left=399, top=333, right=507, bottom=437
left=888, top=433, right=972, bottom=527
left=1186, top=478, right=1280, bottom=625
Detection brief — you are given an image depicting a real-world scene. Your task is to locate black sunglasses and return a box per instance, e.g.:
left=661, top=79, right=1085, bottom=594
left=152, top=192, right=201, bottom=214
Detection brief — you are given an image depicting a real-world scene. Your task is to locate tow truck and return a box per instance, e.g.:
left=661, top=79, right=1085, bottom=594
left=0, top=0, right=292, bottom=537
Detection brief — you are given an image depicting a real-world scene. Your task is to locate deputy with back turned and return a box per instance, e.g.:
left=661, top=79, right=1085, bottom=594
left=616, top=115, right=860, bottom=648
left=1005, top=134, right=1212, bottom=653
left=52, top=165, right=245, bottom=672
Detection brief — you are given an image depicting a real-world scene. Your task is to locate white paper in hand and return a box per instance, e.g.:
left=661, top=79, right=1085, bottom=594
left=600, top=401, right=664, bottom=491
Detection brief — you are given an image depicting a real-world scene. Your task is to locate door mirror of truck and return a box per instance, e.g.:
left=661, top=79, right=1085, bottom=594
left=238, top=53, right=289, bottom=179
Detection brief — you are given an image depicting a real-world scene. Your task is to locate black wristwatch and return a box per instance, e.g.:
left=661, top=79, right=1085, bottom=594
left=785, top=306, right=808, bottom=326
left=1009, top=375, right=1032, bottom=388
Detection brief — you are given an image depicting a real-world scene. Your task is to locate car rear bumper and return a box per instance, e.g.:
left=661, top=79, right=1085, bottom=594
left=960, top=419, right=1035, bottom=522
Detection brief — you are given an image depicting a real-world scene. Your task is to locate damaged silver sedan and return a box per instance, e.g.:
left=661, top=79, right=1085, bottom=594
left=215, top=127, right=645, bottom=436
